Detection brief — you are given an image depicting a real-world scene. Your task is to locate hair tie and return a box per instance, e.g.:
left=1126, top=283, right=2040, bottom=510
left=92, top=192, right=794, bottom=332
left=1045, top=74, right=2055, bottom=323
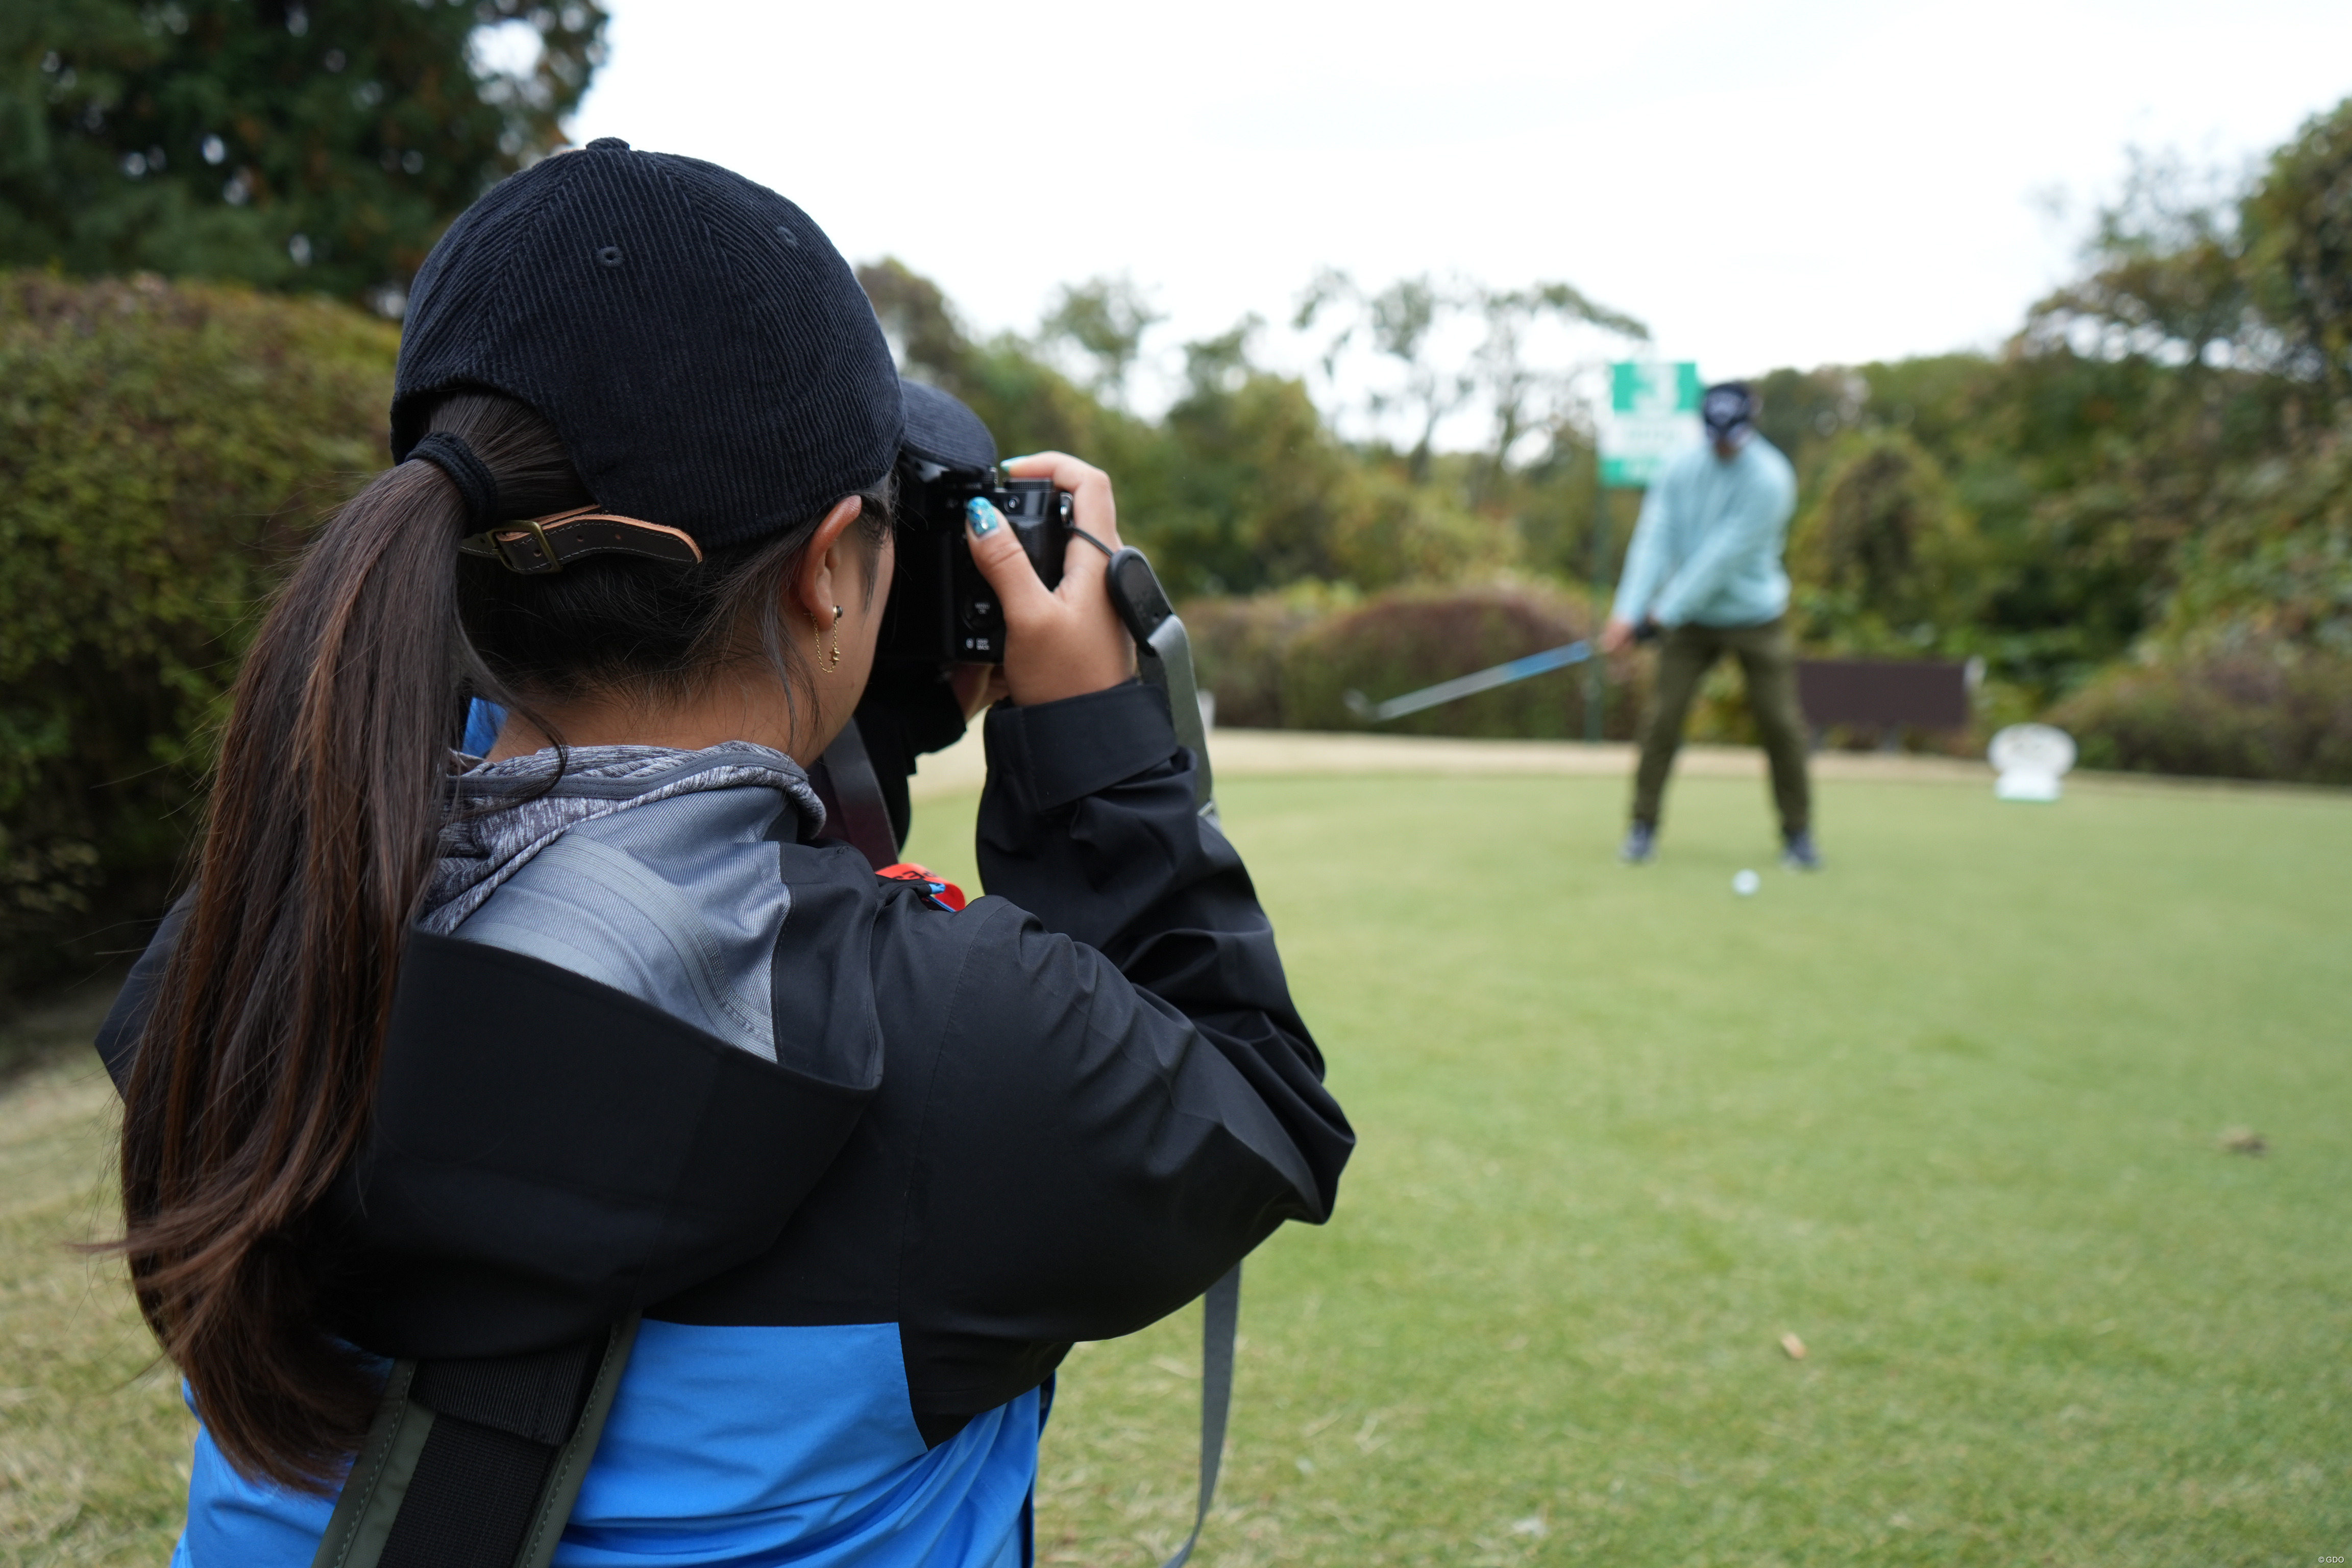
left=407, top=431, right=501, bottom=530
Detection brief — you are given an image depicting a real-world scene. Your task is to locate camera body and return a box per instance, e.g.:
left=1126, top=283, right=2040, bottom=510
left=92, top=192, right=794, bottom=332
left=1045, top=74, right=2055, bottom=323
left=879, top=455, right=1073, bottom=665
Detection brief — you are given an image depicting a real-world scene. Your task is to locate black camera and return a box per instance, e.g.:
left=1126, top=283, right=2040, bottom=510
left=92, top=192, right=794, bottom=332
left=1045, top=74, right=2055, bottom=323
left=878, top=382, right=1073, bottom=665
left=879, top=465, right=1072, bottom=664
left=860, top=382, right=1215, bottom=818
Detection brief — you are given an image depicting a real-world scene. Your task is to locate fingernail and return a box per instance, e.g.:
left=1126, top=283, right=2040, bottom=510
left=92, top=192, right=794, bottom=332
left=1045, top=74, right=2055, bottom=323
left=966, top=497, right=1001, bottom=536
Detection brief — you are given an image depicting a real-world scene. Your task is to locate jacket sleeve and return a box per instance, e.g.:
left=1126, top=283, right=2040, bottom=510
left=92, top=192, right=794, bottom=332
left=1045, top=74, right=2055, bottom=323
left=93, top=893, right=192, bottom=1092
left=1610, top=477, right=1675, bottom=625
left=887, top=681, right=1351, bottom=1359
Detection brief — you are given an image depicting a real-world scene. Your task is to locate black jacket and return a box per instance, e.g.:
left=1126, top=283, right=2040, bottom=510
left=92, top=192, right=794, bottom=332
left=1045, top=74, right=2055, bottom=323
left=100, top=681, right=1352, bottom=1446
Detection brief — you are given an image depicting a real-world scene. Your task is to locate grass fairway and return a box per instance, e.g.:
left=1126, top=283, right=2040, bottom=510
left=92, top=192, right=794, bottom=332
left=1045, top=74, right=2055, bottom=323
left=0, top=987, right=189, bottom=1565
left=3, top=769, right=2346, bottom=1564
left=912, top=771, right=2352, bottom=1565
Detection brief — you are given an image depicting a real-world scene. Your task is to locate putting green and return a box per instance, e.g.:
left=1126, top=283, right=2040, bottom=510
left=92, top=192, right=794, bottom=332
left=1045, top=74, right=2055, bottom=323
left=3, top=770, right=2344, bottom=1564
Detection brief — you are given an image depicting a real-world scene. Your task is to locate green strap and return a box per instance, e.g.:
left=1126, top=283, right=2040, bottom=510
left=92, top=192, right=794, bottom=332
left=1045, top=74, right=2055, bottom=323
left=307, top=1315, right=640, bottom=1568
left=310, top=1279, right=1229, bottom=1568
left=310, top=1360, right=435, bottom=1568
left=513, top=1315, right=640, bottom=1568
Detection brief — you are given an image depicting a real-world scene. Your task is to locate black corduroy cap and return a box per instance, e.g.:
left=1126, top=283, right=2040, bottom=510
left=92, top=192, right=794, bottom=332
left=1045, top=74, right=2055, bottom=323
left=391, top=138, right=902, bottom=550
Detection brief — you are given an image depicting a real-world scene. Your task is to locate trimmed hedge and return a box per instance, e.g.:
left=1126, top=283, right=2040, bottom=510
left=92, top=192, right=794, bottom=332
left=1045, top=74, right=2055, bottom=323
left=0, top=273, right=396, bottom=995
left=2051, top=649, right=2352, bottom=786
left=1182, top=590, right=1349, bottom=729
left=1185, top=581, right=1649, bottom=740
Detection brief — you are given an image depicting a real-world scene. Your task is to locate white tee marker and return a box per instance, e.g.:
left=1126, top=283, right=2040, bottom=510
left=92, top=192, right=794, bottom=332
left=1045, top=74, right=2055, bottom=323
left=1990, top=723, right=2076, bottom=802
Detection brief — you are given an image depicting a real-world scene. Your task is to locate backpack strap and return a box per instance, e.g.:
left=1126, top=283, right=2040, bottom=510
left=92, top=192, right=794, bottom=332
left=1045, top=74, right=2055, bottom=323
left=322, top=1276, right=1239, bottom=1568
left=311, top=1315, right=640, bottom=1568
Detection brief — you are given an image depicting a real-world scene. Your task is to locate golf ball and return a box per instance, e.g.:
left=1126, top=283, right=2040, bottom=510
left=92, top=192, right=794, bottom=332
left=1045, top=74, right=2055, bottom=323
left=1732, top=869, right=1761, bottom=896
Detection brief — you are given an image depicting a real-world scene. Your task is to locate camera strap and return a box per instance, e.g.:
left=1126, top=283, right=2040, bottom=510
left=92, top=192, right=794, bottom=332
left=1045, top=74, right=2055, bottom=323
left=810, top=716, right=900, bottom=869
left=1158, top=1263, right=1242, bottom=1568
left=1104, top=547, right=1217, bottom=821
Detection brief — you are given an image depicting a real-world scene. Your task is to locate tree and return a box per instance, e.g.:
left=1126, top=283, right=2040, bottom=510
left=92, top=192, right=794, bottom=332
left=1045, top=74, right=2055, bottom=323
left=859, top=255, right=973, bottom=388
left=2158, top=411, right=2352, bottom=659
left=1294, top=268, right=1643, bottom=485
left=1147, top=317, right=1353, bottom=594
left=2242, top=96, right=2352, bottom=406
left=2025, top=149, right=2255, bottom=374
left=0, top=0, right=606, bottom=308
left=1295, top=271, right=1465, bottom=482
left=1752, top=365, right=1867, bottom=460
left=1467, top=281, right=1645, bottom=502
left=1789, top=429, right=1981, bottom=652
left=1039, top=274, right=1162, bottom=407
left=854, top=255, right=1127, bottom=473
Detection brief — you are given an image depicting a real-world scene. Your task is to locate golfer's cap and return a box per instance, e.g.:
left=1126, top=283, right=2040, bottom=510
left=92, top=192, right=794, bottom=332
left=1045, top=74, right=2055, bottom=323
left=1701, top=381, right=1757, bottom=443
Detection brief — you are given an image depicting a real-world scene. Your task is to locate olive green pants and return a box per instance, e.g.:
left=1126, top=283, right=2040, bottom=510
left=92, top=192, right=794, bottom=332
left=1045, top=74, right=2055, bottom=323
left=1632, top=616, right=1811, bottom=836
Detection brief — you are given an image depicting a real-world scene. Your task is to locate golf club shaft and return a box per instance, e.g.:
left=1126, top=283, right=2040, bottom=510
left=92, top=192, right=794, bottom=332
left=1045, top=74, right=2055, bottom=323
left=1363, top=640, right=1594, bottom=721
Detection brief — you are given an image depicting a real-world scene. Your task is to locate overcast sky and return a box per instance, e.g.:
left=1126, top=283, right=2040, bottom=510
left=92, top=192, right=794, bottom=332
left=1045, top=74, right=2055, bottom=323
left=566, top=0, right=2352, bottom=410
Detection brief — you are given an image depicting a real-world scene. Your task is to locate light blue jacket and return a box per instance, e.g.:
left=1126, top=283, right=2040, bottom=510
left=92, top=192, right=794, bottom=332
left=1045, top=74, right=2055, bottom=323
left=1611, top=436, right=1797, bottom=629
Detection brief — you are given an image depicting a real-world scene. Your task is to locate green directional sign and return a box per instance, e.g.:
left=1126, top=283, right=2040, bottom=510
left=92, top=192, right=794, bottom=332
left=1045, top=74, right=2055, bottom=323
left=1599, top=361, right=1702, bottom=487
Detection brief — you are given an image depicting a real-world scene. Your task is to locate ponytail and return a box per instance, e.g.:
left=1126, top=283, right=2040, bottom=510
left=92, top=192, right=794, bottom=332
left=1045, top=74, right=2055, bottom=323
left=116, top=395, right=580, bottom=1488
left=116, top=389, right=890, bottom=1488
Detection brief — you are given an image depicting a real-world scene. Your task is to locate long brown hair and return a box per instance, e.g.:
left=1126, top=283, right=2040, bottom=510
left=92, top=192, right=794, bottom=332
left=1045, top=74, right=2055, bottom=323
left=118, top=390, right=888, bottom=1488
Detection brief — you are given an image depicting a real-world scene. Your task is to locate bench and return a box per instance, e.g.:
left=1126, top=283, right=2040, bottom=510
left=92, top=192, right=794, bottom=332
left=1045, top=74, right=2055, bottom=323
left=1796, top=658, right=1978, bottom=750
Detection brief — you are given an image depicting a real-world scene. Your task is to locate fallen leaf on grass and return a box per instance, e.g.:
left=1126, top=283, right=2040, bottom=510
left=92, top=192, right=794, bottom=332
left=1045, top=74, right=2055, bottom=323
left=2219, top=1126, right=2268, bottom=1156
left=1780, top=1332, right=1807, bottom=1360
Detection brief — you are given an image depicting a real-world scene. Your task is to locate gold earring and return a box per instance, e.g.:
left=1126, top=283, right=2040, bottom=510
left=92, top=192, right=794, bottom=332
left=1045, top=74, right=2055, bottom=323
left=825, top=605, right=843, bottom=672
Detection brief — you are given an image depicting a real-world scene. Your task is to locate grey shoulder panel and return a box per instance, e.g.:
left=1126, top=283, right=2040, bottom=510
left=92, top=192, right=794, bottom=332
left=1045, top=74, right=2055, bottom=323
left=452, top=788, right=790, bottom=1062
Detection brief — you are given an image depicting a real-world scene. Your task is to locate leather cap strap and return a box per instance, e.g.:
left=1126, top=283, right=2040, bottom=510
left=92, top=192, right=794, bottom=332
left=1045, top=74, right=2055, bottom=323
left=459, top=506, right=704, bottom=576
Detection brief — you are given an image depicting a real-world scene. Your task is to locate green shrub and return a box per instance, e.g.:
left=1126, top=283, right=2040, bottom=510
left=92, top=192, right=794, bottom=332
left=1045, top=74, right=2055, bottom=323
left=1181, top=586, right=1354, bottom=729
left=2050, top=649, right=2352, bottom=785
left=1323, top=464, right=1518, bottom=592
left=1788, top=428, right=1986, bottom=657
left=2154, top=416, right=2352, bottom=660
left=1275, top=582, right=1648, bottom=739
left=0, top=273, right=396, bottom=996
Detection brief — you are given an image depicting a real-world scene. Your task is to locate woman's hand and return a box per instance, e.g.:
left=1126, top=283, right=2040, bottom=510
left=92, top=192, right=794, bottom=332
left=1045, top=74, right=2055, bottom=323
left=964, top=453, right=1135, bottom=706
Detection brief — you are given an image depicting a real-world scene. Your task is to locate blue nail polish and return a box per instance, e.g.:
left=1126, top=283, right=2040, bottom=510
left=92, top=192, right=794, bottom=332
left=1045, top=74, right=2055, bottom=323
left=966, top=496, right=1000, bottom=535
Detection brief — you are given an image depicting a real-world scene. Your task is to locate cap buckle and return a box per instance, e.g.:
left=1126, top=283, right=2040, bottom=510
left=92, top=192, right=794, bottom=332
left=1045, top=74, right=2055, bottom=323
left=497, top=515, right=564, bottom=574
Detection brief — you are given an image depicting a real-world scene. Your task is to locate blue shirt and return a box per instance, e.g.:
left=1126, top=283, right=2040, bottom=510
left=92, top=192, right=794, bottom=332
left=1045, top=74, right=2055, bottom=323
left=1611, top=436, right=1797, bottom=629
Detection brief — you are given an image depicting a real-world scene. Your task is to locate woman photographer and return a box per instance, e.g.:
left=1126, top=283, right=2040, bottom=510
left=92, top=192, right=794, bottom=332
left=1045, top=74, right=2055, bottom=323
left=99, top=139, right=1351, bottom=1567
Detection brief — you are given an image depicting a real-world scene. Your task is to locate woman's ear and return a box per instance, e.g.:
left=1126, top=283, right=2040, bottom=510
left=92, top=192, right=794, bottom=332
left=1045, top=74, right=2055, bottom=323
left=790, top=496, right=867, bottom=620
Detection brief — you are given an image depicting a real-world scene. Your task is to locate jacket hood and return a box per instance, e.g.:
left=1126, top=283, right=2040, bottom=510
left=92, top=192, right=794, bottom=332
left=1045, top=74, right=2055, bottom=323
left=423, top=742, right=825, bottom=936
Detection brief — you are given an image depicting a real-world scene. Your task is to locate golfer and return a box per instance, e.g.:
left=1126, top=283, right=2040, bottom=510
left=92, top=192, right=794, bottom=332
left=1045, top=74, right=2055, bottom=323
left=1599, top=382, right=1818, bottom=869
left=97, top=140, right=1350, bottom=1565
